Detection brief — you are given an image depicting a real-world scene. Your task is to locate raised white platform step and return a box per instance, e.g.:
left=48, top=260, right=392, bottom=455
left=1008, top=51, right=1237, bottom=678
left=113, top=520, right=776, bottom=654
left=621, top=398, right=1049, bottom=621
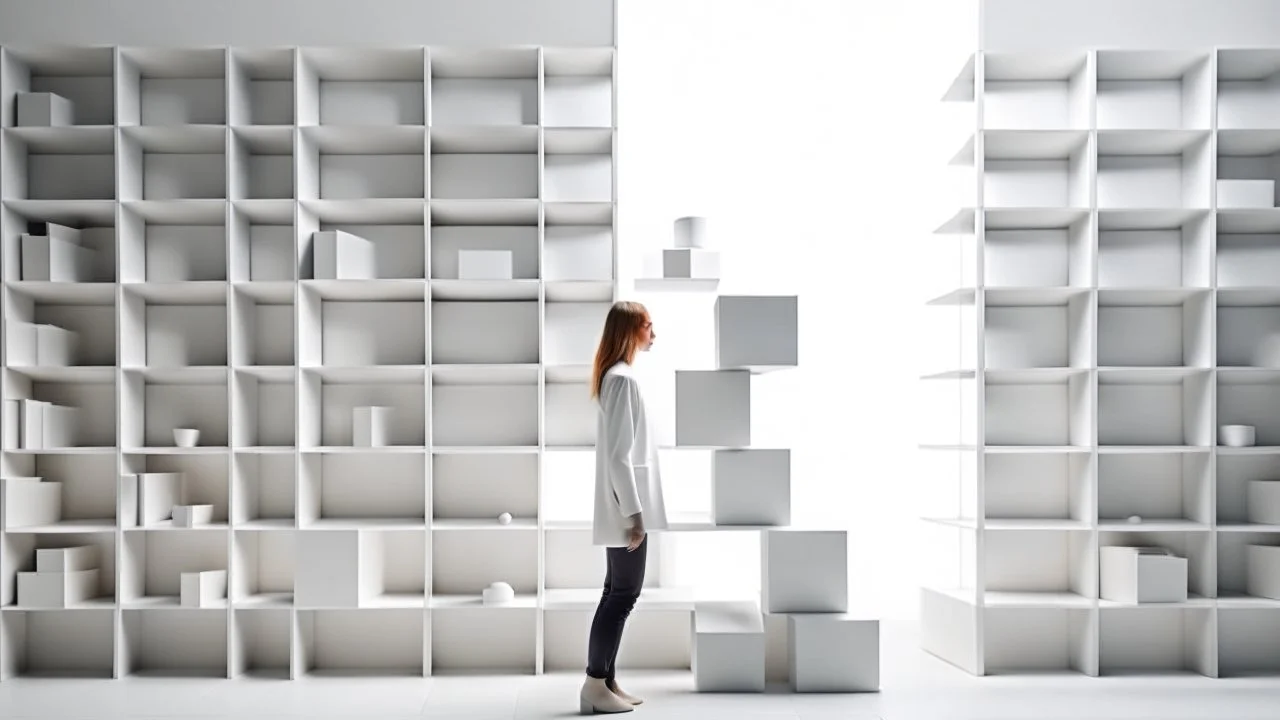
left=787, top=613, right=880, bottom=692
left=693, top=601, right=766, bottom=692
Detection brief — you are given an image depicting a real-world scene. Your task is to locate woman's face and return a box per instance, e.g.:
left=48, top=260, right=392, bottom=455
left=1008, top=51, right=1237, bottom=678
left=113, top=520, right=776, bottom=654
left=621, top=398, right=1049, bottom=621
left=638, top=316, right=656, bottom=351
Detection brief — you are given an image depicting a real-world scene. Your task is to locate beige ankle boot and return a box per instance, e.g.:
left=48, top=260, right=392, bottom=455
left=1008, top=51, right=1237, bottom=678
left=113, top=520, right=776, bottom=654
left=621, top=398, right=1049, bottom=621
left=580, top=676, right=634, bottom=714
left=607, top=679, right=643, bottom=705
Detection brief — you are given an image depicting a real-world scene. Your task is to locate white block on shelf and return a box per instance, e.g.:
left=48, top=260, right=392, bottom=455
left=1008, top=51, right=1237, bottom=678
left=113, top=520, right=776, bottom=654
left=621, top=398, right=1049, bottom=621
left=296, top=529, right=377, bottom=608
left=5, top=323, right=37, bottom=366
left=119, top=474, right=138, bottom=527
left=1247, top=545, right=1280, bottom=600
left=457, top=250, right=514, bottom=280
left=787, top=614, right=880, bottom=692
left=1100, top=546, right=1188, bottom=603
left=352, top=406, right=391, bottom=447
left=675, top=370, right=751, bottom=447
left=1247, top=481, right=1280, bottom=525
left=36, top=325, right=77, bottom=366
left=21, top=234, right=94, bottom=282
left=2, top=477, right=61, bottom=528
left=17, top=569, right=99, bottom=608
left=712, top=449, right=791, bottom=526
left=662, top=248, right=720, bottom=280
left=16, top=91, right=74, bottom=127
left=313, top=230, right=375, bottom=280
left=137, top=473, right=183, bottom=526
left=21, top=399, right=46, bottom=449
left=1218, top=179, right=1275, bottom=209
left=692, top=601, right=766, bottom=692
left=37, top=222, right=83, bottom=245
left=674, top=216, right=709, bottom=248
left=36, top=545, right=98, bottom=573
left=41, top=404, right=77, bottom=448
left=172, top=504, right=215, bottom=528
left=3, top=400, right=21, bottom=449
left=180, top=569, right=228, bottom=608
left=762, top=529, right=848, bottom=614
left=715, top=295, right=798, bottom=371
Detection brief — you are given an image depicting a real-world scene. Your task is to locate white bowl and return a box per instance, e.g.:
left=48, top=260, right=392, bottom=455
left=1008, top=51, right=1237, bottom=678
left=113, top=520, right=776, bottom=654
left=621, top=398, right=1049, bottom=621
left=1221, top=424, right=1256, bottom=447
left=482, top=581, right=515, bottom=606
left=173, top=428, right=200, bottom=447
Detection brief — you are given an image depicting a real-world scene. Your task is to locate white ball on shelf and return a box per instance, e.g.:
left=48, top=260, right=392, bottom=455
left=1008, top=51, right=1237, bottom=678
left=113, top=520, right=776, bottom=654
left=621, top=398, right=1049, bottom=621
left=1127, top=515, right=1142, bottom=524
left=482, top=581, right=515, bottom=606
left=498, top=512, right=512, bottom=525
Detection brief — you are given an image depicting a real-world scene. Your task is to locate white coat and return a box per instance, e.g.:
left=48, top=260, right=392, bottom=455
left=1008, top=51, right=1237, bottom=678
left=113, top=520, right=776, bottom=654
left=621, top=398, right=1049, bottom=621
left=593, top=361, right=668, bottom=546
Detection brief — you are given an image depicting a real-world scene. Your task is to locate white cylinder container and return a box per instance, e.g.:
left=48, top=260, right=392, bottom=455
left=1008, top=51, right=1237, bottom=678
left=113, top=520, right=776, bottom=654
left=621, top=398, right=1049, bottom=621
left=482, top=581, right=515, bottom=605
left=674, top=216, right=709, bottom=248
left=173, top=428, right=200, bottom=447
left=1221, top=424, right=1257, bottom=447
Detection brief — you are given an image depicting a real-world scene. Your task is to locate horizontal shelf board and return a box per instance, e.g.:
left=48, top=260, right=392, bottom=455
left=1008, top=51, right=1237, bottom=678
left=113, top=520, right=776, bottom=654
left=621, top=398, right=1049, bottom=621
left=986, top=287, right=1090, bottom=306
left=1215, top=445, right=1280, bottom=455
left=302, top=365, right=426, bottom=383
left=546, top=280, right=613, bottom=302
left=123, top=281, right=228, bottom=303
left=921, top=517, right=977, bottom=530
left=3, top=447, right=116, bottom=456
left=1097, top=367, right=1209, bottom=383
left=544, top=128, right=613, bottom=155
left=5, top=521, right=117, bottom=534
left=917, top=444, right=980, bottom=452
left=1097, top=208, right=1207, bottom=230
left=430, top=125, right=538, bottom=153
left=302, top=198, right=426, bottom=224
left=543, top=587, right=694, bottom=611
left=432, top=445, right=538, bottom=455
left=949, top=134, right=975, bottom=167
left=985, top=519, right=1091, bottom=531
left=983, top=446, right=1092, bottom=454
left=303, top=519, right=425, bottom=530
left=302, top=125, right=426, bottom=153
left=5, top=281, right=117, bottom=304
left=544, top=202, right=613, bottom=226
left=234, top=519, right=297, bottom=530
left=926, top=288, right=974, bottom=306
left=5, top=598, right=116, bottom=611
left=122, top=446, right=231, bottom=455
left=921, top=370, right=976, bottom=381
left=935, top=208, right=974, bottom=234
left=983, top=207, right=1090, bottom=230
left=1096, top=49, right=1209, bottom=81
left=984, top=591, right=1094, bottom=609
left=431, top=363, right=538, bottom=385
left=543, top=46, right=614, bottom=76
left=1218, top=209, right=1280, bottom=234
left=300, top=279, right=426, bottom=301
left=1098, top=594, right=1214, bottom=610
left=942, top=54, right=975, bottom=102
left=1217, top=523, right=1280, bottom=533
left=1217, top=129, right=1280, bottom=156
left=121, top=125, right=227, bottom=152
left=123, top=366, right=229, bottom=384
left=232, top=281, right=296, bottom=302
left=1217, top=288, right=1280, bottom=307
left=1097, top=287, right=1208, bottom=306
left=545, top=364, right=591, bottom=384
left=1097, top=445, right=1210, bottom=454
left=233, top=593, right=294, bottom=609
left=429, top=279, right=538, bottom=301
left=1097, top=520, right=1210, bottom=532
left=983, top=49, right=1088, bottom=81
left=231, top=199, right=295, bottom=224
left=3, top=199, right=116, bottom=225
left=429, top=199, right=538, bottom=225
left=923, top=586, right=978, bottom=606
left=633, top=278, right=720, bottom=294
left=665, top=513, right=778, bottom=532
left=1097, top=129, right=1209, bottom=156
left=5, top=366, right=115, bottom=383
left=982, top=130, right=1089, bottom=159
left=300, top=446, right=425, bottom=454
left=128, top=521, right=230, bottom=531
left=4, top=125, right=116, bottom=153
left=430, top=594, right=538, bottom=609
left=122, top=199, right=227, bottom=224
left=231, top=125, right=295, bottom=151
left=984, top=368, right=1087, bottom=385
left=1217, top=368, right=1280, bottom=384
left=1216, top=592, right=1280, bottom=608
left=233, top=366, right=296, bottom=382
left=431, top=518, right=537, bottom=530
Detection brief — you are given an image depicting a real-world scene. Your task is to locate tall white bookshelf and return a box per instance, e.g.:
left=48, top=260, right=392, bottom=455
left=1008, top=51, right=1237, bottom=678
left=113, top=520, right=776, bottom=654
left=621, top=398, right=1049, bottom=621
left=923, top=48, right=1280, bottom=678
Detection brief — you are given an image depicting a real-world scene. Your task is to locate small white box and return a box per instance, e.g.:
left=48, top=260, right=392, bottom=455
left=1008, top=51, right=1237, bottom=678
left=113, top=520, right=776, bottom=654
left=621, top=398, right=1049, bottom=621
left=5, top=323, right=37, bottom=366
left=674, top=216, right=709, bottom=248
left=3, top=400, right=21, bottom=449
left=458, top=250, right=514, bottom=280
left=35, top=325, right=77, bottom=366
left=17, top=569, right=99, bottom=608
left=662, top=248, right=720, bottom=280
left=716, top=295, right=798, bottom=371
left=172, top=504, right=215, bottom=528
left=41, top=404, right=77, bottom=448
left=762, top=529, right=848, bottom=614
left=22, top=234, right=94, bottom=282
left=1219, top=179, right=1276, bottom=209
left=352, top=406, right=391, bottom=447
left=21, top=399, right=46, bottom=449
left=1100, top=546, right=1188, bottom=603
left=36, top=545, right=99, bottom=572
left=2, top=477, right=61, bottom=528
left=692, top=601, right=765, bottom=692
left=17, top=92, right=75, bottom=127
left=788, top=614, right=880, bottom=692
left=137, top=472, right=183, bottom=526
left=180, top=569, right=228, bottom=608
left=1247, top=481, right=1280, bottom=525
left=296, top=529, right=381, bottom=607
left=1247, top=545, right=1280, bottom=600
left=675, top=370, right=752, bottom=447
left=713, top=449, right=791, bottom=526
left=313, top=230, right=375, bottom=280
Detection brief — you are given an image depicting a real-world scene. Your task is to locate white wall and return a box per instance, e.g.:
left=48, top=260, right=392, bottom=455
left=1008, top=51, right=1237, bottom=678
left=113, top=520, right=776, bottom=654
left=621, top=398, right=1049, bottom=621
left=618, top=0, right=977, bottom=619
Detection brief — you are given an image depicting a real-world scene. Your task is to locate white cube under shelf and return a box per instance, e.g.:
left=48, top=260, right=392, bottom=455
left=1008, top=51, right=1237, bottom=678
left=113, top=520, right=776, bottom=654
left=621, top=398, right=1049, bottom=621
left=1100, top=546, right=1188, bottom=603
left=17, top=569, right=99, bottom=608
left=675, top=370, right=751, bottom=447
left=1247, top=545, right=1280, bottom=600
left=16, top=91, right=74, bottom=127
left=692, top=601, right=766, bottom=692
left=712, top=449, right=790, bottom=526
left=762, top=529, right=848, bottom=614
left=2, top=477, right=61, bottom=528
left=21, top=234, right=94, bottom=282
left=715, top=295, right=798, bottom=371
left=36, top=545, right=98, bottom=573
left=172, top=504, right=215, bottom=528
left=352, top=406, right=391, bottom=447
left=787, top=614, right=880, bottom=692
left=295, top=529, right=376, bottom=608
left=313, top=230, right=375, bottom=280
left=457, top=250, right=514, bottom=280
left=662, top=249, right=720, bottom=280
left=1247, top=481, right=1280, bottom=525
left=180, top=569, right=228, bottom=608
left=1218, top=179, right=1276, bottom=209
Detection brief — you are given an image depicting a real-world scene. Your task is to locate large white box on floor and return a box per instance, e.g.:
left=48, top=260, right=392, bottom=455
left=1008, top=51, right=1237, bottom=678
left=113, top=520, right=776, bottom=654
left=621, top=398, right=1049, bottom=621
left=457, top=250, right=514, bottom=280
left=313, top=230, right=375, bottom=280
left=181, top=569, right=228, bottom=608
left=712, top=449, right=791, bottom=526
left=1247, top=481, right=1280, bottom=525
left=787, top=614, right=880, bottom=692
left=16, top=91, right=74, bottom=127
left=1218, top=179, right=1275, bottom=208
left=1100, top=546, right=1188, bottom=603
left=296, top=529, right=379, bottom=608
left=662, top=248, right=720, bottom=279
left=675, top=370, right=751, bottom=447
left=1247, top=545, right=1280, bottom=600
left=2, top=477, right=61, bottom=528
left=17, top=569, right=99, bottom=608
left=36, top=546, right=98, bottom=573
left=762, top=529, right=848, bottom=614
left=352, top=406, right=391, bottom=447
left=21, top=234, right=94, bottom=282
left=715, top=295, right=798, bottom=371
left=692, top=601, right=765, bottom=692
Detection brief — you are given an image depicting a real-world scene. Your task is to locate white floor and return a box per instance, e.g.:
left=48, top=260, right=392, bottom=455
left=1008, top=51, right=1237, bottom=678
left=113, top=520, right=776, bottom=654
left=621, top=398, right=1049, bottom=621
left=2, top=621, right=1279, bottom=719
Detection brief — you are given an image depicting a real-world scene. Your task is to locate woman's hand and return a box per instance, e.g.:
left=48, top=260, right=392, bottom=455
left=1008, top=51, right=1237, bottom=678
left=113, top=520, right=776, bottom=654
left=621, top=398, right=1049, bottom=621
left=626, top=513, right=646, bottom=551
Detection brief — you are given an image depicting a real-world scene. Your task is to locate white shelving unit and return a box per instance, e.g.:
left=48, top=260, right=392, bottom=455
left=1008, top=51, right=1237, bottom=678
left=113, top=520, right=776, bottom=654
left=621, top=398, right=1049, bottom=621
left=924, top=47, right=1280, bottom=677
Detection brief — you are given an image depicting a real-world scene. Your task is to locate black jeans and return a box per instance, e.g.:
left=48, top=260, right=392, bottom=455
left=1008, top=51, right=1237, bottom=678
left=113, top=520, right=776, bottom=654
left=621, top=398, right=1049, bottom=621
left=585, top=535, right=648, bottom=680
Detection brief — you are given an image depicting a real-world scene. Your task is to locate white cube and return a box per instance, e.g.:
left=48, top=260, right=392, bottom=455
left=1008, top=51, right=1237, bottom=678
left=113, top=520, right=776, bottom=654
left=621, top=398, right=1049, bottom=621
left=21, top=399, right=46, bottom=449
left=1247, top=545, right=1280, bottom=600
left=36, top=325, right=77, bottom=366
left=37, top=222, right=84, bottom=245
left=352, top=406, right=391, bottom=447
left=713, top=449, right=791, bottom=526
left=41, top=404, right=77, bottom=448
left=692, top=601, right=765, bottom=692
left=36, top=545, right=98, bottom=572
left=1247, top=481, right=1280, bottom=525
left=715, top=295, right=798, bottom=371
left=21, top=234, right=94, bottom=282
left=457, top=250, right=514, bottom=280
left=662, top=248, right=720, bottom=279
left=16, top=92, right=75, bottom=127
left=674, top=216, right=709, bottom=248
left=17, top=569, right=99, bottom=608
left=136, top=472, right=183, bottom=526
left=313, top=230, right=375, bottom=280
left=762, top=529, right=848, bottom=614
left=1219, top=179, right=1276, bottom=209
left=180, top=569, right=228, bottom=608
left=2, top=477, right=61, bottom=528
left=172, top=504, right=215, bottom=528
left=675, top=370, right=751, bottom=447
left=1100, top=546, right=1188, bottom=603
left=296, top=529, right=380, bottom=607
left=788, top=614, right=880, bottom=692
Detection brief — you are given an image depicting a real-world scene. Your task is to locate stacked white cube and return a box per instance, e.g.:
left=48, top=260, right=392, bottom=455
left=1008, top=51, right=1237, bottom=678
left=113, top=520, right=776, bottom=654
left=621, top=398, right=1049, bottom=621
left=1247, top=545, right=1280, bottom=600
left=296, top=529, right=381, bottom=607
left=313, top=230, right=375, bottom=280
left=675, top=370, right=752, bottom=447
left=1100, top=546, right=1188, bottom=603
left=16, top=91, right=74, bottom=127
left=352, top=406, right=391, bottom=447
left=173, top=504, right=215, bottom=528
left=762, top=529, right=849, bottom=614
left=712, top=449, right=791, bottom=526
left=663, top=248, right=720, bottom=279
left=715, top=295, right=799, bottom=371
left=2, top=477, right=62, bottom=528
left=18, top=545, right=99, bottom=608
left=4, top=323, right=78, bottom=366
left=1218, top=179, right=1276, bottom=208
left=691, top=601, right=766, bottom=692
left=181, top=570, right=228, bottom=608
left=3, top=399, right=78, bottom=449
left=457, top=250, right=514, bottom=280
left=1247, top=481, right=1280, bottom=525
left=787, top=614, right=880, bottom=692
left=21, top=222, right=95, bottom=282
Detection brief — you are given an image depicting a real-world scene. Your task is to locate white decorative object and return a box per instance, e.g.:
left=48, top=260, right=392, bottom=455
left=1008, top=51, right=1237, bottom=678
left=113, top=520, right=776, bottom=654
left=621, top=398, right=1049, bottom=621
left=16, top=91, right=74, bottom=127
left=675, top=370, right=751, bottom=447
left=692, top=601, right=765, bottom=692
left=313, top=230, right=375, bottom=280
left=662, top=248, right=720, bottom=280
left=21, top=399, right=45, bottom=449
left=498, top=512, right=512, bottom=525
left=482, top=581, right=515, bottom=605
left=135, top=472, right=183, bottom=526
left=715, top=295, right=798, bottom=371
left=1100, top=546, right=1188, bottom=603
left=1253, top=336, right=1280, bottom=367
left=352, top=406, right=391, bottom=447
left=173, top=428, right=200, bottom=447
left=1218, top=179, right=1276, bottom=208
left=713, top=449, right=791, bottom=526
left=1247, top=545, right=1280, bottom=600
left=4, top=323, right=76, bottom=367
left=1221, top=424, right=1257, bottom=447
left=1127, top=515, right=1142, bottom=524
left=761, top=529, right=848, bottom=614
left=787, top=614, right=880, bottom=692
left=2, top=477, right=61, bottom=528
left=674, top=216, right=709, bottom=248
left=172, top=504, right=214, bottom=528
left=21, top=232, right=94, bottom=282
left=1247, top=481, right=1280, bottom=525
left=180, top=569, right=228, bottom=608
left=17, top=569, right=98, bottom=608
left=458, top=250, right=514, bottom=280
left=36, top=546, right=98, bottom=573
left=41, top=404, right=76, bottom=448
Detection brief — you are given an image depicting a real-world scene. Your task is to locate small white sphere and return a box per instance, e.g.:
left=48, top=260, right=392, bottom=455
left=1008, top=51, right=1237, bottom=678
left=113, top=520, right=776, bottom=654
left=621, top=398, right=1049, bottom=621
left=1127, top=515, right=1142, bottom=524
left=482, top=581, right=515, bottom=605
left=498, top=512, right=512, bottom=525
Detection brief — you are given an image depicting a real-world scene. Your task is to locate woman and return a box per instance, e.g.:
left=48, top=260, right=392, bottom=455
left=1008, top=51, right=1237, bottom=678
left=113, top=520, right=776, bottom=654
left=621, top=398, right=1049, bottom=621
left=580, top=301, right=669, bottom=715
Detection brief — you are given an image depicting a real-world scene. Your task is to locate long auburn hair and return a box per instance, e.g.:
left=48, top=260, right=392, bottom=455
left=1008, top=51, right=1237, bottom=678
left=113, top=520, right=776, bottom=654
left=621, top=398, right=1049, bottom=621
left=590, top=301, right=650, bottom=399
